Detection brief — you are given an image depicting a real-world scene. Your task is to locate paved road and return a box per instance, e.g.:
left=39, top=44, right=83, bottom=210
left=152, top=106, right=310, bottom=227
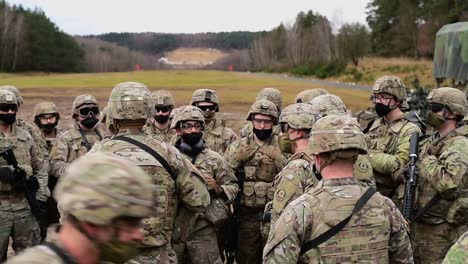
left=245, top=72, right=373, bottom=91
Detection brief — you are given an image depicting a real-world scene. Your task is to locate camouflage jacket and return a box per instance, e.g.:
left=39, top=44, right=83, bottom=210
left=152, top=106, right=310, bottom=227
left=37, top=127, right=64, bottom=153
left=0, top=125, right=49, bottom=202
left=263, top=178, right=414, bottom=264
left=17, top=118, right=50, bottom=173
left=203, top=118, right=237, bottom=155
left=442, top=230, right=468, bottom=264
left=415, top=125, right=468, bottom=225
left=365, top=113, right=421, bottom=197
left=143, top=118, right=176, bottom=143
left=90, top=127, right=210, bottom=247
left=50, top=123, right=105, bottom=178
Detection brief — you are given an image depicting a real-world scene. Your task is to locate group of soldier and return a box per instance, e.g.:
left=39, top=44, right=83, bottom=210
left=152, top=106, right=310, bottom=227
left=0, top=75, right=466, bottom=264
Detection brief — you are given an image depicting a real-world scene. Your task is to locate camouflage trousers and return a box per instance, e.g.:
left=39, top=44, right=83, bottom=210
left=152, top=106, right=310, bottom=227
left=174, top=224, right=222, bottom=264
left=0, top=198, right=41, bottom=258
left=411, top=222, right=467, bottom=264
left=127, top=244, right=177, bottom=264
left=235, top=209, right=265, bottom=264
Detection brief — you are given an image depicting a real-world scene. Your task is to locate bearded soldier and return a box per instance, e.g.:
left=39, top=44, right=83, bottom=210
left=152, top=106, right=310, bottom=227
left=6, top=152, right=155, bottom=264
left=0, top=90, right=49, bottom=258
left=144, top=90, right=176, bottom=142
left=172, top=105, right=238, bottom=264
left=90, top=82, right=210, bottom=263
left=263, top=115, right=414, bottom=264
left=365, top=76, right=421, bottom=201
left=50, top=94, right=106, bottom=179
left=224, top=99, right=286, bottom=264
left=409, top=87, right=468, bottom=264
left=190, top=89, right=237, bottom=155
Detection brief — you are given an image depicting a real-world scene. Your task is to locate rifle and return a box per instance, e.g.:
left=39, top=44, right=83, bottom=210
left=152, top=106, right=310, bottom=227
left=0, top=147, right=44, bottom=216
left=224, top=167, right=245, bottom=264
left=402, top=133, right=419, bottom=220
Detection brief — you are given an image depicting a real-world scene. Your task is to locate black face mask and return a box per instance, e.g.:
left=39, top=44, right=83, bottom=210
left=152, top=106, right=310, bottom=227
left=375, top=103, right=393, bottom=117
left=253, top=128, right=273, bottom=141
left=181, top=132, right=203, bottom=146
left=80, top=117, right=99, bottom=129
left=154, top=115, right=170, bottom=124
left=41, top=122, right=57, bottom=132
left=0, top=113, right=16, bottom=125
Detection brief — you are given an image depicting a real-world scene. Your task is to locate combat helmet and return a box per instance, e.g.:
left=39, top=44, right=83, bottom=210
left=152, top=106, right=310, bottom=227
left=190, top=89, right=219, bottom=111
left=426, top=87, right=468, bottom=116
left=279, top=103, right=316, bottom=129
left=372, top=76, right=409, bottom=108
left=0, top=89, right=17, bottom=106
left=0, top=85, right=23, bottom=106
left=54, top=152, right=153, bottom=225
left=309, top=114, right=367, bottom=156
left=72, top=94, right=99, bottom=118
left=246, top=99, right=278, bottom=124
left=295, top=88, right=328, bottom=103
left=33, top=102, right=60, bottom=128
left=309, top=94, right=347, bottom=118
left=152, top=90, right=175, bottom=107
left=107, top=82, right=154, bottom=121
left=256, top=88, right=282, bottom=111
left=171, top=105, right=205, bottom=129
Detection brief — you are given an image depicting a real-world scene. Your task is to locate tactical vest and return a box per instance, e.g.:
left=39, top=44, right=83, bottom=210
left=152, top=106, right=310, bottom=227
left=107, top=136, right=177, bottom=247
left=417, top=126, right=468, bottom=225
left=203, top=119, right=228, bottom=154
left=300, top=184, right=390, bottom=263
left=240, top=136, right=283, bottom=208
left=67, top=126, right=103, bottom=162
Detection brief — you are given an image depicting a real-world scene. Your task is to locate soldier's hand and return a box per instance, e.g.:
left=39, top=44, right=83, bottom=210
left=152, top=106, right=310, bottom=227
left=234, top=145, right=257, bottom=162
left=204, top=174, right=223, bottom=195
left=260, top=146, right=283, bottom=160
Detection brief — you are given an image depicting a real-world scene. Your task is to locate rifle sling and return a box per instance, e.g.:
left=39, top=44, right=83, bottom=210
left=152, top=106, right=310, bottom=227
left=410, top=193, right=441, bottom=222
left=113, top=136, right=176, bottom=181
left=78, top=129, right=102, bottom=151
left=300, top=187, right=376, bottom=255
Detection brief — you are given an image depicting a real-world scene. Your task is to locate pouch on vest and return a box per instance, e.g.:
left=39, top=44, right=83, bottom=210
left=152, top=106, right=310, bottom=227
left=254, top=181, right=268, bottom=206
left=205, top=197, right=229, bottom=226
left=242, top=181, right=255, bottom=207
left=257, top=158, right=276, bottom=182
left=244, top=166, right=256, bottom=180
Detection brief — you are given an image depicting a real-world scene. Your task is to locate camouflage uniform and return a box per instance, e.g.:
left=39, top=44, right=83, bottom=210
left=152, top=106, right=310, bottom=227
left=263, top=115, right=414, bottom=264
left=442, top=231, right=468, bottom=264
left=171, top=106, right=238, bottom=264
left=6, top=152, right=154, bottom=264
left=365, top=76, right=421, bottom=199
left=0, top=90, right=48, bottom=258
left=239, top=88, right=282, bottom=138
left=190, top=89, right=237, bottom=155
left=294, top=88, right=328, bottom=103
left=90, top=82, right=210, bottom=264
left=143, top=90, right=176, bottom=142
left=310, top=94, right=375, bottom=187
left=49, top=94, right=106, bottom=179
left=224, top=99, right=286, bottom=264
left=411, top=87, right=468, bottom=264
left=32, top=102, right=63, bottom=153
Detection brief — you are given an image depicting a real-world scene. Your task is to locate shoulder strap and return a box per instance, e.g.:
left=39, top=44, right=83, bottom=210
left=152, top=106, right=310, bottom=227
left=300, top=187, right=376, bottom=255
left=410, top=193, right=441, bottom=222
left=42, top=242, right=78, bottom=264
left=78, top=129, right=92, bottom=151
left=94, top=129, right=103, bottom=141
left=113, top=135, right=176, bottom=180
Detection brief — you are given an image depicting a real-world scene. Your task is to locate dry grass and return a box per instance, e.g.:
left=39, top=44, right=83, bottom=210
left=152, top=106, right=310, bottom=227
left=165, top=48, right=228, bottom=65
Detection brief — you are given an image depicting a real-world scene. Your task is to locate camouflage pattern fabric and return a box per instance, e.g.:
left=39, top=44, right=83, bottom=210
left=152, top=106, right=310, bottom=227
left=256, top=88, right=282, bottom=112
left=309, top=94, right=346, bottom=117
left=295, top=88, right=328, bottom=103
left=263, top=178, right=414, bottom=264
left=427, top=86, right=468, bottom=116
left=442, top=231, right=468, bottom=264
left=203, top=118, right=238, bottom=155
left=152, top=90, right=175, bottom=106
left=372, top=76, right=410, bottom=109
left=143, top=119, right=176, bottom=143
left=411, top=124, right=468, bottom=264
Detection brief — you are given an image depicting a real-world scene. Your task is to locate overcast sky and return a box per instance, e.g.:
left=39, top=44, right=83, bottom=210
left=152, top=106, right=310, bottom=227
left=9, top=0, right=371, bottom=35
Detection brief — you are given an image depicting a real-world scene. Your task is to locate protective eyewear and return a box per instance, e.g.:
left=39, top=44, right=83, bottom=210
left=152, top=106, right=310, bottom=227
left=79, top=106, right=99, bottom=117
left=155, top=106, right=172, bottom=113
left=252, top=118, right=274, bottom=126
left=197, top=105, right=217, bottom=112
left=430, top=103, right=445, bottom=113
left=0, top=104, right=18, bottom=112
left=181, top=122, right=204, bottom=131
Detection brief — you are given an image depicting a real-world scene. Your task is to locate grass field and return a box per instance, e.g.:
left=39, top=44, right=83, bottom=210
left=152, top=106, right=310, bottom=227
left=2, top=70, right=372, bottom=130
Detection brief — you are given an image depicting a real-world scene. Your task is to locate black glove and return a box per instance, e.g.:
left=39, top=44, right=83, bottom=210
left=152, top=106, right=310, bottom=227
left=36, top=200, right=47, bottom=214
left=26, top=176, right=40, bottom=191
left=0, top=167, right=15, bottom=183
left=12, top=168, right=28, bottom=193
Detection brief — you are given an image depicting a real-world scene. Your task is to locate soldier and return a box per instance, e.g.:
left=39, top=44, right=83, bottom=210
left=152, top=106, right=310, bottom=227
left=224, top=99, right=286, bottom=264
left=0, top=90, right=49, bottom=258
left=171, top=105, right=238, bottom=264
left=6, top=152, right=155, bottom=264
left=49, top=94, right=106, bottom=179
left=294, top=88, right=328, bottom=103
left=365, top=76, right=421, bottom=200
left=32, top=102, right=62, bottom=152
left=189, top=89, right=237, bottom=155
left=310, top=94, right=375, bottom=187
left=263, top=115, right=414, bottom=264
left=442, top=231, right=468, bottom=264
left=239, top=88, right=282, bottom=138
left=267, top=103, right=317, bottom=230
left=144, top=90, right=176, bottom=142
left=90, top=81, right=210, bottom=263
left=409, top=87, right=468, bottom=264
